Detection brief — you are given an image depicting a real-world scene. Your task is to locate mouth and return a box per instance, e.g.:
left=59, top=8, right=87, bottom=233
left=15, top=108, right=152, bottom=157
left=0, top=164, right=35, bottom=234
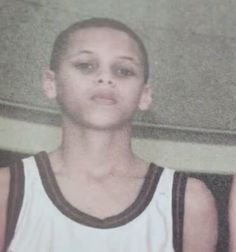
left=91, top=93, right=117, bottom=105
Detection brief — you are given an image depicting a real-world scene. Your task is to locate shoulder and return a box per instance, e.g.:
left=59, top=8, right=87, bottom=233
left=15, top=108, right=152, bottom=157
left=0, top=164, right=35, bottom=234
left=185, top=177, right=216, bottom=211
left=0, top=167, right=11, bottom=251
left=184, top=177, right=217, bottom=224
left=183, top=177, right=218, bottom=252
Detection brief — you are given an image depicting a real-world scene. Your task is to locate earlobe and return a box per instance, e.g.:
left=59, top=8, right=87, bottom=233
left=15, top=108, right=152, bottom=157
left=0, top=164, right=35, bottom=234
left=42, top=69, right=57, bottom=99
left=139, top=84, right=153, bottom=111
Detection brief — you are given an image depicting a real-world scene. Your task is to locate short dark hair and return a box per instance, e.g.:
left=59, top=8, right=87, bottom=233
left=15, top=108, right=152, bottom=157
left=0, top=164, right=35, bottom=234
left=50, top=17, right=149, bottom=83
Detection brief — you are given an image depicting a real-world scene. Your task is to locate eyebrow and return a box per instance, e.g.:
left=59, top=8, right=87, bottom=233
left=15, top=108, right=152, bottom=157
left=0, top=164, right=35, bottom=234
left=118, top=56, right=142, bottom=66
left=68, top=50, right=93, bottom=57
left=68, top=50, right=142, bottom=66
left=77, top=50, right=93, bottom=54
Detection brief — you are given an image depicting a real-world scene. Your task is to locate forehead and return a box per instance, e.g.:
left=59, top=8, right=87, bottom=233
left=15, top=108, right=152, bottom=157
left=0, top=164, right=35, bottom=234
left=66, top=27, right=143, bottom=59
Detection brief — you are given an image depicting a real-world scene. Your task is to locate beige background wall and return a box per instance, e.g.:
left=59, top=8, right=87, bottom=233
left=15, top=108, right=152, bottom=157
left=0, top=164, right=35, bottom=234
left=0, top=116, right=235, bottom=174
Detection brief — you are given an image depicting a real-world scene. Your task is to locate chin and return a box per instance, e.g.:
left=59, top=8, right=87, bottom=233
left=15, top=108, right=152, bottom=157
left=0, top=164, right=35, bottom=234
left=68, top=114, right=132, bottom=131
left=61, top=106, right=135, bottom=131
left=83, top=118, right=132, bottom=131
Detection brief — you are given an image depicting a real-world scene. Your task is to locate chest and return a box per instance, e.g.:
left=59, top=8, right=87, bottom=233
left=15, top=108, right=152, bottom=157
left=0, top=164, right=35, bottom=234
left=56, top=174, right=145, bottom=219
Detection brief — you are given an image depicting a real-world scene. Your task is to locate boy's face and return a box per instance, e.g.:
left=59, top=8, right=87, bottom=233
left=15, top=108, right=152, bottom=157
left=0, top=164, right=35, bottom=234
left=43, top=27, right=152, bottom=130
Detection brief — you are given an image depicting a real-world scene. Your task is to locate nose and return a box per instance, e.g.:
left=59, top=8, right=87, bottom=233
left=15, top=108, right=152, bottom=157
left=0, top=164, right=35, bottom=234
left=97, top=78, right=113, bottom=85
left=96, top=68, right=115, bottom=86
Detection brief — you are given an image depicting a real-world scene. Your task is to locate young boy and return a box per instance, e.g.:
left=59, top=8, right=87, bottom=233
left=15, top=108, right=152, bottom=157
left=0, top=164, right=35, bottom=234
left=0, top=17, right=217, bottom=252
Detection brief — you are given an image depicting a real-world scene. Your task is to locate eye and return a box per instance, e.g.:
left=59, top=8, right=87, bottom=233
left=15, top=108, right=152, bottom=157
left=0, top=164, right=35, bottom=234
left=73, top=61, right=97, bottom=74
left=114, top=66, right=136, bottom=78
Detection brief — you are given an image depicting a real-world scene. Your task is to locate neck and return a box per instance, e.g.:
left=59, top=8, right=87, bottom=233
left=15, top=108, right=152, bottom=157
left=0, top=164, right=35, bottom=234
left=51, top=120, right=138, bottom=177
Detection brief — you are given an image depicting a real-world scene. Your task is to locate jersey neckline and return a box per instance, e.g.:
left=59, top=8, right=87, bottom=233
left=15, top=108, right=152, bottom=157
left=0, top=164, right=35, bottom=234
left=35, top=151, right=163, bottom=228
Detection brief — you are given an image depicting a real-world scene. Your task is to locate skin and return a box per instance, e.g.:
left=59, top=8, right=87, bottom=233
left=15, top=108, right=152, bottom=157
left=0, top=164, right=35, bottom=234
left=183, top=177, right=218, bottom=252
left=0, top=27, right=217, bottom=251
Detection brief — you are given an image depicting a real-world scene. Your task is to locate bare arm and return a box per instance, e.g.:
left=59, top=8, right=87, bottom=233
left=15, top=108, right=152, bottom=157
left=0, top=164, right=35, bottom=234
left=183, top=178, right=218, bottom=252
left=0, top=167, right=10, bottom=252
left=229, top=175, right=236, bottom=252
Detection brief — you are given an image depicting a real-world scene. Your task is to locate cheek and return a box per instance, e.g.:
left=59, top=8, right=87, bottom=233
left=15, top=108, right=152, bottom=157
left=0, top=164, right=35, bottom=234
left=56, top=76, right=79, bottom=97
left=120, top=90, right=143, bottom=114
left=123, top=84, right=144, bottom=102
left=56, top=82, right=78, bottom=107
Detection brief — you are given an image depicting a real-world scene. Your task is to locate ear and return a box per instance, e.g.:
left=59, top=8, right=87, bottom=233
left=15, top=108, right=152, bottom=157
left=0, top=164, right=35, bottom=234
left=42, top=69, right=57, bottom=99
left=138, top=84, right=153, bottom=111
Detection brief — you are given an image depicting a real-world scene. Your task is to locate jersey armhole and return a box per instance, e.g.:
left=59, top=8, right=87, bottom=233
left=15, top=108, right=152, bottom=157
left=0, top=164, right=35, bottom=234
left=172, top=171, right=187, bottom=252
left=3, top=160, right=24, bottom=252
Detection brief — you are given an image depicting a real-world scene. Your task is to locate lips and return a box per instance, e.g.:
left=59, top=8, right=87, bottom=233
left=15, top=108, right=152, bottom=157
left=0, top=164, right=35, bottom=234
left=91, top=92, right=117, bottom=105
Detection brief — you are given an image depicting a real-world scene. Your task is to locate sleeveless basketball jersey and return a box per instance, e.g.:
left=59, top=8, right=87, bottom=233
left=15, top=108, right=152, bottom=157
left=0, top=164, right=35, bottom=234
left=4, top=152, right=186, bottom=252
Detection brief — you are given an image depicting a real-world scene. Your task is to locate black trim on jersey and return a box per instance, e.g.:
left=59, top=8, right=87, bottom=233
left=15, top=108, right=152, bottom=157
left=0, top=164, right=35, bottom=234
left=172, top=171, right=187, bottom=252
left=35, top=151, right=163, bottom=229
left=4, top=161, right=25, bottom=252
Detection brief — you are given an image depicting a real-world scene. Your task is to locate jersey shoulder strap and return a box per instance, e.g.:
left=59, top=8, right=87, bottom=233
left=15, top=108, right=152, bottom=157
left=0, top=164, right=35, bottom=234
left=172, top=171, right=187, bottom=252
left=4, top=160, right=25, bottom=252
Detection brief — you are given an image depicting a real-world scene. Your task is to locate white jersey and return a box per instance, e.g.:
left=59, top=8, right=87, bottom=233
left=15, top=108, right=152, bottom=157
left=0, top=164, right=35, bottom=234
left=5, top=152, right=186, bottom=252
